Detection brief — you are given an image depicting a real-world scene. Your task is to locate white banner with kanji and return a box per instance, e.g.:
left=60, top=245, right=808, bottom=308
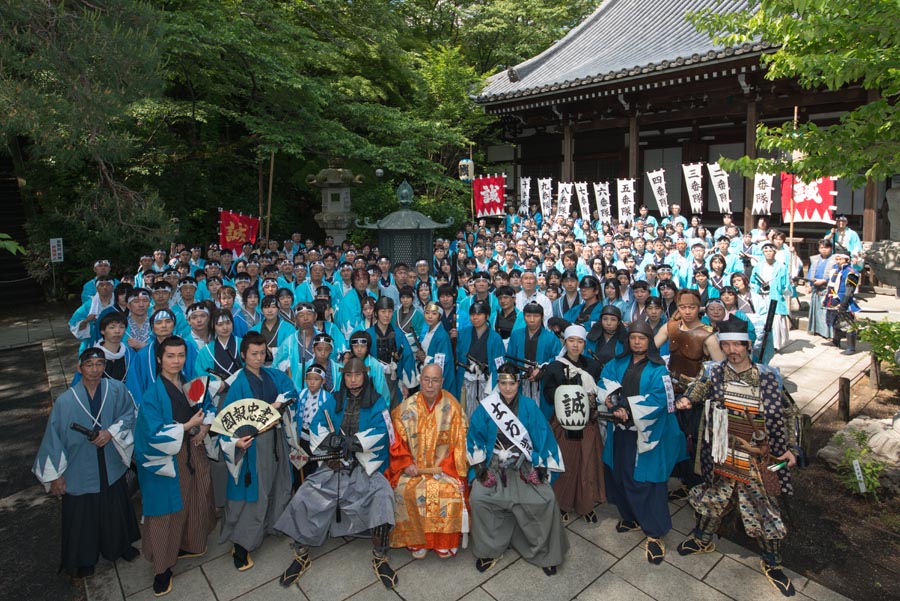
left=707, top=162, right=732, bottom=214
left=616, top=178, right=636, bottom=225
left=537, top=177, right=553, bottom=218
left=645, top=169, right=670, bottom=217
left=473, top=175, right=506, bottom=218
left=682, top=163, right=705, bottom=214
left=593, top=182, right=612, bottom=226
left=518, top=177, right=531, bottom=216
left=752, top=173, right=774, bottom=215
left=557, top=182, right=574, bottom=218
left=575, top=182, right=591, bottom=220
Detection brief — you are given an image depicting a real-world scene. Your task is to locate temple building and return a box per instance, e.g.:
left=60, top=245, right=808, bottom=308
left=475, top=0, right=883, bottom=242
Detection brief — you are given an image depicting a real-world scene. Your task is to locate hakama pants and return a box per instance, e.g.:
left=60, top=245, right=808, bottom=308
left=605, top=429, right=671, bottom=538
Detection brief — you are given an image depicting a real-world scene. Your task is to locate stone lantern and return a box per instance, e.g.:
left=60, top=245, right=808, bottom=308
left=306, top=160, right=363, bottom=245
left=356, top=180, right=453, bottom=265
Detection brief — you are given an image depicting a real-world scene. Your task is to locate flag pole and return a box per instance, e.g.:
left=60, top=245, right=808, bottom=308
left=266, top=151, right=275, bottom=240
left=789, top=106, right=798, bottom=274
left=469, top=144, right=475, bottom=221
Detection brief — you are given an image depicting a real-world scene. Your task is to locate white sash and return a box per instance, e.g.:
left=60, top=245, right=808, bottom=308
left=479, top=392, right=533, bottom=459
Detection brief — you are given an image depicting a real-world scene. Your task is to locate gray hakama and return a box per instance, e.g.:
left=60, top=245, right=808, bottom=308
left=219, top=425, right=293, bottom=551
left=469, top=466, right=569, bottom=568
left=807, top=288, right=831, bottom=338
left=274, top=465, right=395, bottom=546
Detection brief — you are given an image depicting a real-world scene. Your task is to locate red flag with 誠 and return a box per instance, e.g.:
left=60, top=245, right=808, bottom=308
left=473, top=175, right=506, bottom=218
left=779, top=174, right=837, bottom=224
left=219, top=210, right=260, bottom=252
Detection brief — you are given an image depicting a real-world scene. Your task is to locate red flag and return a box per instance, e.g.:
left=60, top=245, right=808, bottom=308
left=473, top=175, right=506, bottom=218
left=780, top=174, right=837, bottom=224
left=219, top=210, right=260, bottom=252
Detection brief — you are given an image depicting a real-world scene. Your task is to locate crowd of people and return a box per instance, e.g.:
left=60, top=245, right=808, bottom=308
left=34, top=202, right=864, bottom=597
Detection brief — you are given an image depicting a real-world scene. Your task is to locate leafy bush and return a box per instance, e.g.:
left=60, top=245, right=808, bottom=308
left=832, top=430, right=887, bottom=502
left=855, top=318, right=900, bottom=375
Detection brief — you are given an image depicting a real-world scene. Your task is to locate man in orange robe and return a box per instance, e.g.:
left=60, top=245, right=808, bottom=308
left=387, top=363, right=468, bottom=559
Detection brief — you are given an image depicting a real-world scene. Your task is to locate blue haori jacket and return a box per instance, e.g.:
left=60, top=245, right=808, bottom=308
left=308, top=388, right=392, bottom=475
left=454, top=325, right=505, bottom=400
left=465, top=392, right=564, bottom=483
left=126, top=337, right=198, bottom=406
left=217, top=367, right=298, bottom=503
left=600, top=355, right=686, bottom=483
left=366, top=323, right=419, bottom=396
left=33, top=379, right=136, bottom=495
left=134, top=377, right=216, bottom=516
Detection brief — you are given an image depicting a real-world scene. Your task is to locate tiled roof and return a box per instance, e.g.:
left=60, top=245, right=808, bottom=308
left=476, top=0, right=768, bottom=104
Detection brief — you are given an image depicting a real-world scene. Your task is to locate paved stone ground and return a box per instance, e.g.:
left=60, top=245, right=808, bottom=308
left=4, top=291, right=897, bottom=601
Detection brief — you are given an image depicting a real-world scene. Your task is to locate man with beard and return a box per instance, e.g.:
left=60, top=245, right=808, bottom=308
left=275, top=357, right=398, bottom=589
left=601, top=322, right=685, bottom=565
left=676, top=318, right=800, bottom=597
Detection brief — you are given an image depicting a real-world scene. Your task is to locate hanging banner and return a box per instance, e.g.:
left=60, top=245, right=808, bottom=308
left=473, top=174, right=506, bottom=218
left=707, top=163, right=732, bottom=214
left=574, top=182, right=591, bottom=221
left=219, top=210, right=260, bottom=252
left=616, top=178, right=636, bottom=225
left=537, top=177, right=553, bottom=218
left=593, top=182, right=612, bottom=226
left=682, top=163, right=705, bottom=214
left=780, top=173, right=837, bottom=224
left=557, top=182, right=574, bottom=218
left=645, top=169, right=670, bottom=217
left=752, top=173, right=775, bottom=215
left=518, top=177, right=532, bottom=216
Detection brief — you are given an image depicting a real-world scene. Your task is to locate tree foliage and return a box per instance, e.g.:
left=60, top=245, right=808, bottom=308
left=0, top=0, right=600, bottom=292
left=690, top=0, right=900, bottom=186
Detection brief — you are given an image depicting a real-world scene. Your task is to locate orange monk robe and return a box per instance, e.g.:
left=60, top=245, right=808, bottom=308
left=386, top=390, right=468, bottom=551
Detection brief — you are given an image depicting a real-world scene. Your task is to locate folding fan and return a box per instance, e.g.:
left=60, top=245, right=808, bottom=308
left=211, top=398, right=282, bottom=438
left=183, top=376, right=211, bottom=407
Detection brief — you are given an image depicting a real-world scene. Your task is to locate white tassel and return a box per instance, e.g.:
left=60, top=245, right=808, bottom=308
left=709, top=399, right=729, bottom=464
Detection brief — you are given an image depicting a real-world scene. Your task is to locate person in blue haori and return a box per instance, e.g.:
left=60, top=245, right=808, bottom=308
left=251, top=295, right=296, bottom=363
left=601, top=321, right=686, bottom=566
left=506, top=301, right=562, bottom=407
left=564, top=275, right=603, bottom=329
left=805, top=239, right=836, bottom=339
left=33, top=348, right=140, bottom=579
left=275, top=357, right=398, bottom=590
left=368, top=296, right=418, bottom=409
left=86, top=311, right=136, bottom=383
left=335, top=267, right=377, bottom=339
left=195, top=308, right=243, bottom=380
left=134, top=336, right=217, bottom=596
left=458, top=271, right=500, bottom=330
left=828, top=215, right=862, bottom=269
left=70, top=275, right=117, bottom=353
left=456, top=301, right=505, bottom=417
left=750, top=242, right=792, bottom=351
left=127, top=309, right=198, bottom=406
left=81, top=258, right=118, bottom=304
left=286, top=363, right=336, bottom=480
left=585, top=305, right=627, bottom=365
left=416, top=301, right=457, bottom=396
left=466, top=364, right=568, bottom=577
left=217, top=332, right=298, bottom=572
left=824, top=245, right=861, bottom=355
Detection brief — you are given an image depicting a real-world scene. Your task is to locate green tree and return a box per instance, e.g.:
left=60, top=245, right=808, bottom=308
left=690, top=0, right=900, bottom=185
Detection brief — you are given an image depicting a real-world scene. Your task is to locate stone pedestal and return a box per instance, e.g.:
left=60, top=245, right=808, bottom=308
left=888, top=187, right=900, bottom=240
left=307, top=164, right=363, bottom=245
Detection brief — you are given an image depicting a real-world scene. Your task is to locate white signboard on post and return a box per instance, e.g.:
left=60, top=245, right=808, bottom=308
left=50, top=238, right=64, bottom=263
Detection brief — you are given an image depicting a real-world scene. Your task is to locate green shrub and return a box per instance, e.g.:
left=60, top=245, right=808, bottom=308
left=854, top=318, right=900, bottom=375
left=832, top=430, right=887, bottom=502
